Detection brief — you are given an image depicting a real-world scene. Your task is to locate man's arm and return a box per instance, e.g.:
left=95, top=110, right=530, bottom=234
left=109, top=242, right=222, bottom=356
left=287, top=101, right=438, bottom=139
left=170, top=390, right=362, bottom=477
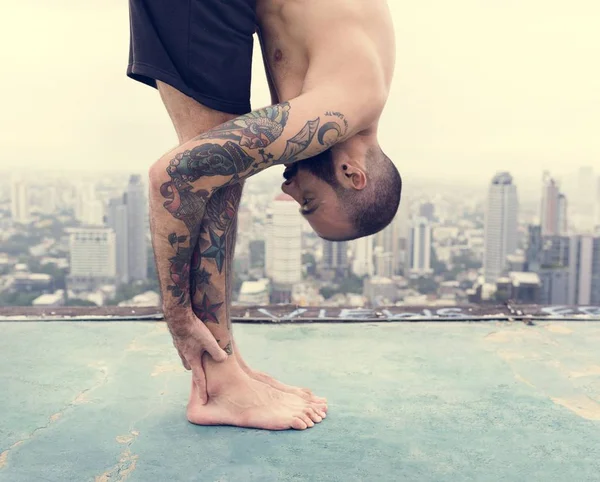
left=148, top=87, right=380, bottom=319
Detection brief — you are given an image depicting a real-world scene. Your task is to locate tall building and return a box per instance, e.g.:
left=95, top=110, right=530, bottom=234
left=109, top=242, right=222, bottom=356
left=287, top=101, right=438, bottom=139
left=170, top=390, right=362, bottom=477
left=352, top=236, right=374, bottom=277
left=10, top=177, right=29, bottom=224
left=576, top=166, right=595, bottom=232
left=67, top=227, right=116, bottom=292
left=265, top=194, right=302, bottom=301
left=106, top=175, right=149, bottom=283
left=126, top=175, right=148, bottom=281
left=484, top=172, right=518, bottom=283
left=557, top=193, right=568, bottom=235
left=375, top=215, right=400, bottom=275
left=322, top=240, right=348, bottom=277
left=525, top=226, right=571, bottom=304
left=568, top=235, right=600, bottom=305
left=374, top=246, right=394, bottom=278
left=595, top=176, right=600, bottom=230
left=540, top=173, right=562, bottom=236
left=419, top=202, right=435, bottom=222
left=75, top=182, right=104, bottom=226
left=107, top=195, right=129, bottom=284
left=408, top=217, right=433, bottom=276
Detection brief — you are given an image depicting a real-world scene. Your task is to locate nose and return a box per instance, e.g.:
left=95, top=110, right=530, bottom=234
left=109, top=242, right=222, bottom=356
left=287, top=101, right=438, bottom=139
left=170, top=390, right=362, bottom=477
left=280, top=179, right=299, bottom=203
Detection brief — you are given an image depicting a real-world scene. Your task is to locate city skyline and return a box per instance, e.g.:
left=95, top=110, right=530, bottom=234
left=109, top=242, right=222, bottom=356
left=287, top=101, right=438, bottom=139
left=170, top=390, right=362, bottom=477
left=1, top=2, right=599, bottom=181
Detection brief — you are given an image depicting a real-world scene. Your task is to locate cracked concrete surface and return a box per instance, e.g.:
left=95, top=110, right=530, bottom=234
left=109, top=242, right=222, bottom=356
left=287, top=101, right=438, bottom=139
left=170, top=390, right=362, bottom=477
left=1, top=321, right=599, bottom=481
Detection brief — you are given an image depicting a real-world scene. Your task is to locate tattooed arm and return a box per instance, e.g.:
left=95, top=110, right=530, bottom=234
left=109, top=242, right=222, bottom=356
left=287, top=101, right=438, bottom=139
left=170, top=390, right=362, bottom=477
left=148, top=89, right=376, bottom=336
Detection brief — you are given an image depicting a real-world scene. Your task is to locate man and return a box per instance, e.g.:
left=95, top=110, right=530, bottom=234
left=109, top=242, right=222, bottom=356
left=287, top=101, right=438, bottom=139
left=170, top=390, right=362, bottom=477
left=129, top=0, right=401, bottom=430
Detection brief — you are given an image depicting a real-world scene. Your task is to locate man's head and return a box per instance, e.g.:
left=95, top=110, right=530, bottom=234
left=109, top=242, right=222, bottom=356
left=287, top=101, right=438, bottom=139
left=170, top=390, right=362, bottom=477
left=280, top=144, right=402, bottom=240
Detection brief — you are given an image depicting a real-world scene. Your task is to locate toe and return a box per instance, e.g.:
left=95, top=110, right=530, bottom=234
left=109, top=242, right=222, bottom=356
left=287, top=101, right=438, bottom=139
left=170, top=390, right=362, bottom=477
left=292, top=417, right=308, bottom=430
left=307, top=408, right=322, bottom=423
left=301, top=414, right=315, bottom=428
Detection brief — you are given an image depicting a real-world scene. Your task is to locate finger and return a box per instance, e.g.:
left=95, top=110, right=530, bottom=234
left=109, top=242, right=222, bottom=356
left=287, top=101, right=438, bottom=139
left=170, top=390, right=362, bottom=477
left=205, top=337, right=228, bottom=362
left=178, top=351, right=191, bottom=371
left=190, top=359, right=208, bottom=405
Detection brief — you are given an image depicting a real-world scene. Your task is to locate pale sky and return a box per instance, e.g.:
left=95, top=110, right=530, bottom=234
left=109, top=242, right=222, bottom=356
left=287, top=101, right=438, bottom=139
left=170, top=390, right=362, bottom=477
left=1, top=1, right=598, bottom=183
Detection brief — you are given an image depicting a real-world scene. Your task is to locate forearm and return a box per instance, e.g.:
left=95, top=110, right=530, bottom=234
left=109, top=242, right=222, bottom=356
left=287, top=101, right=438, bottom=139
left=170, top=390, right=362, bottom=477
left=189, top=183, right=243, bottom=354
left=158, top=92, right=363, bottom=197
left=148, top=164, right=210, bottom=330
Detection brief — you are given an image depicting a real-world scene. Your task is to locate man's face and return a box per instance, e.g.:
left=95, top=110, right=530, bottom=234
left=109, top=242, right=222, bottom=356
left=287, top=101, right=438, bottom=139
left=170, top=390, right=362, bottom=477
left=280, top=151, right=354, bottom=239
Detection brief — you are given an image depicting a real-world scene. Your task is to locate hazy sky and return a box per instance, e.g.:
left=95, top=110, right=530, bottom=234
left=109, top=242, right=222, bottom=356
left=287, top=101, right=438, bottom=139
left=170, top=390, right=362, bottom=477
left=1, top=1, right=598, bottom=183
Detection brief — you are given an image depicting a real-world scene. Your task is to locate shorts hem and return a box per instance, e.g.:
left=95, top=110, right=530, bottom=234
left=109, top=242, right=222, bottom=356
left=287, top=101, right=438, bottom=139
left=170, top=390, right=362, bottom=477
left=127, top=62, right=251, bottom=115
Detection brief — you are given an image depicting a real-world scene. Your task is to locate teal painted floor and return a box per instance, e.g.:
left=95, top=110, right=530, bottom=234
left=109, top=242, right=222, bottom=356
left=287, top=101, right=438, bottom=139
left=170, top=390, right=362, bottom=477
left=1, top=321, right=599, bottom=482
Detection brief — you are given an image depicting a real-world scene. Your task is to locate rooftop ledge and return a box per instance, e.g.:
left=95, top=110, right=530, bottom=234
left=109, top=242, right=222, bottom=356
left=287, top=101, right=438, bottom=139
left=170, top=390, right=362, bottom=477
left=0, top=303, right=599, bottom=322
left=1, top=318, right=599, bottom=480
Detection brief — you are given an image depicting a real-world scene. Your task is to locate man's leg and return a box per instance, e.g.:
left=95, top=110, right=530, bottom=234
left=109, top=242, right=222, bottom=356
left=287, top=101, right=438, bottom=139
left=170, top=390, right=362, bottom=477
left=157, top=83, right=325, bottom=429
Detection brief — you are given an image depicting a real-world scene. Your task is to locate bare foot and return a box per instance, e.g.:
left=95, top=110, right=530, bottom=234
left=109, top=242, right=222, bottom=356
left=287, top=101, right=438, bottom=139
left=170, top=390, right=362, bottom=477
left=187, top=356, right=326, bottom=430
left=232, top=341, right=328, bottom=407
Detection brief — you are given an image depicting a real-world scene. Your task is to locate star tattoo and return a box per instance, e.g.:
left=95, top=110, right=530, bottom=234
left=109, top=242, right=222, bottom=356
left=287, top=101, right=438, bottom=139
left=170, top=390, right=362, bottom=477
left=196, top=294, right=223, bottom=324
left=202, top=228, right=226, bottom=273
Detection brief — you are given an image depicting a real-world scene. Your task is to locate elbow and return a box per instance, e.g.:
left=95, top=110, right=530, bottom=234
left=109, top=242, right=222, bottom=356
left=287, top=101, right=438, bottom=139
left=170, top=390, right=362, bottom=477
left=148, top=159, right=168, bottom=190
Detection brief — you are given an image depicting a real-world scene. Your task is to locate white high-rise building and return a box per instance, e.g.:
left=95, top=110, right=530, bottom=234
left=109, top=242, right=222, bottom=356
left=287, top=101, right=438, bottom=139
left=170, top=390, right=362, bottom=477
left=409, top=217, right=433, bottom=275
left=68, top=227, right=116, bottom=279
left=126, top=175, right=148, bottom=281
left=484, top=172, right=519, bottom=283
left=352, top=236, right=374, bottom=277
left=265, top=194, right=302, bottom=285
left=75, top=182, right=104, bottom=226
left=107, top=196, right=129, bottom=284
left=375, top=214, right=400, bottom=275
left=11, top=177, right=29, bottom=224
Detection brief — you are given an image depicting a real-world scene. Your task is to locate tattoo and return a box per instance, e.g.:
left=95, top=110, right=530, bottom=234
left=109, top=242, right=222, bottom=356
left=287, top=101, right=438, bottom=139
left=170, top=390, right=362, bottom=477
left=194, top=103, right=290, bottom=148
left=274, top=118, right=320, bottom=165
left=166, top=234, right=191, bottom=306
left=194, top=294, right=223, bottom=324
left=201, top=228, right=227, bottom=274
left=159, top=101, right=347, bottom=312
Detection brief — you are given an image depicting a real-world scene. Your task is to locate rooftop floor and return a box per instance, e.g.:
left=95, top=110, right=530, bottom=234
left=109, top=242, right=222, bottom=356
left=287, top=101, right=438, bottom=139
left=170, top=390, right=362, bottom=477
left=1, top=320, right=599, bottom=481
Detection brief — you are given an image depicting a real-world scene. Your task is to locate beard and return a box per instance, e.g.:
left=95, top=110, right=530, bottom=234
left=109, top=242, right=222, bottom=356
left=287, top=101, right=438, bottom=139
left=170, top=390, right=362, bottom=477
left=284, top=149, right=339, bottom=187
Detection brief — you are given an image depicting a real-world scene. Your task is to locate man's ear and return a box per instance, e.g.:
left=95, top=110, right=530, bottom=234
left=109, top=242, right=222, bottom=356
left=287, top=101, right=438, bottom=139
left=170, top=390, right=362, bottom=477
left=342, top=164, right=367, bottom=190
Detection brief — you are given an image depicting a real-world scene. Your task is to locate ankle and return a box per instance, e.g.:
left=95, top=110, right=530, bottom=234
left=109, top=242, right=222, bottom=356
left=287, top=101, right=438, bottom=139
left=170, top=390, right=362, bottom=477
left=203, top=353, right=244, bottom=397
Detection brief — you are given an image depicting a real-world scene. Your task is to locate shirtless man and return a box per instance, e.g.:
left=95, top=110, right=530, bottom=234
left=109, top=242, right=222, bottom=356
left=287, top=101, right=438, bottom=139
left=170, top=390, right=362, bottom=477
left=129, top=0, right=400, bottom=430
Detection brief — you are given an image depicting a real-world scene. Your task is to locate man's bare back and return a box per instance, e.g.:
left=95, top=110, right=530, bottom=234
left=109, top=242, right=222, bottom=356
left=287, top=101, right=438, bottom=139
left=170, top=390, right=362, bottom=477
left=257, top=0, right=395, bottom=116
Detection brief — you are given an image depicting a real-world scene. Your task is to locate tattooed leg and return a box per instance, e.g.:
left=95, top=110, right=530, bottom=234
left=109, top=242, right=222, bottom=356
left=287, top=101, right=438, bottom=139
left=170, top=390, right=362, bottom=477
left=186, top=184, right=327, bottom=429
left=189, top=182, right=327, bottom=406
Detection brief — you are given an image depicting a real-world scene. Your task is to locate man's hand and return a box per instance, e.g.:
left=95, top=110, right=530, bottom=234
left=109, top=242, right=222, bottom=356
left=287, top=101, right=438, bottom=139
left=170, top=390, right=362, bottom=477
left=169, top=314, right=228, bottom=404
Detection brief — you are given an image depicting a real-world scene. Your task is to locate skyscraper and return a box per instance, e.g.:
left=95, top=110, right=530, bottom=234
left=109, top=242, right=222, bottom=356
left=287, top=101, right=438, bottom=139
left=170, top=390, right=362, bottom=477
left=265, top=194, right=302, bottom=301
left=352, top=236, right=374, bottom=277
left=419, top=202, right=435, bottom=222
left=568, top=235, right=600, bottom=305
left=577, top=166, right=595, bottom=232
left=126, top=175, right=148, bottom=281
left=10, top=177, right=29, bottom=224
left=74, top=182, right=104, bottom=226
left=375, top=214, right=400, bottom=275
left=67, top=227, right=116, bottom=292
left=408, top=217, right=433, bottom=276
left=540, top=173, right=559, bottom=236
left=322, top=240, right=348, bottom=277
left=484, top=172, right=519, bottom=283
left=557, top=193, right=568, bottom=235
left=107, top=195, right=129, bottom=284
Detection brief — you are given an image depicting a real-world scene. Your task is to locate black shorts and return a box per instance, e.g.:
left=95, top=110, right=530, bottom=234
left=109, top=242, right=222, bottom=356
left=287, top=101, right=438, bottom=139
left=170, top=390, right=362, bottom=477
left=127, top=0, right=256, bottom=115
